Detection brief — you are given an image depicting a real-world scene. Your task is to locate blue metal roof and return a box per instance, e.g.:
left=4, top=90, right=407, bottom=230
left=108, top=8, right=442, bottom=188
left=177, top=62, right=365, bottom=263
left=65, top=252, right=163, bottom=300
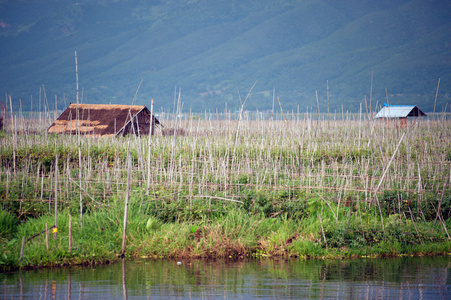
left=375, top=105, right=426, bottom=118
left=383, top=103, right=414, bottom=107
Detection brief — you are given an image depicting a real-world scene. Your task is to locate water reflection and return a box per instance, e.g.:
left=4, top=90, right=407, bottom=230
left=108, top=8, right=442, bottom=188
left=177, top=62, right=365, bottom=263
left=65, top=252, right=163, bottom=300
left=122, top=259, right=127, bottom=300
left=1, top=256, right=450, bottom=299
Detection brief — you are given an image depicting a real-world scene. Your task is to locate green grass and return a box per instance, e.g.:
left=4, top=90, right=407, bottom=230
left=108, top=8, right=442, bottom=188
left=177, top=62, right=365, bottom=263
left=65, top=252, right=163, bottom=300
left=1, top=199, right=450, bottom=270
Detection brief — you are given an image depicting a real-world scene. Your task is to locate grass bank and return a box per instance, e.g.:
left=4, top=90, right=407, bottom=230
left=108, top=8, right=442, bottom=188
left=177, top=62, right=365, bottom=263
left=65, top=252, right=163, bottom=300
left=1, top=194, right=450, bottom=270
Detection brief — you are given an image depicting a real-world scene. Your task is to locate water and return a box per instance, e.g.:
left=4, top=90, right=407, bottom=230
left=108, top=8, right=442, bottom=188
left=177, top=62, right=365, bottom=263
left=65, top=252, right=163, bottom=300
left=2, top=256, right=450, bottom=299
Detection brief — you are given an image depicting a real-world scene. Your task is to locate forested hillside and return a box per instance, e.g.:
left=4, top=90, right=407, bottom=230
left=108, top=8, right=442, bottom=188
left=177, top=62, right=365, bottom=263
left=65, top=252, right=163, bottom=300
left=0, top=0, right=450, bottom=113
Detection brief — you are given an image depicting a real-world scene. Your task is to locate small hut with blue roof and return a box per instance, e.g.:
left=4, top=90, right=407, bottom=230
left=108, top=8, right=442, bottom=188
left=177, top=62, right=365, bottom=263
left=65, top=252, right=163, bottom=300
left=375, top=103, right=426, bottom=128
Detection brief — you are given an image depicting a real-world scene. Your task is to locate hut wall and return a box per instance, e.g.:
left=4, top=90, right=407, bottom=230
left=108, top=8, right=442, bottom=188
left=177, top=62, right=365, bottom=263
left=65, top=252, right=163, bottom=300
left=120, top=110, right=156, bottom=136
left=379, top=117, right=407, bottom=129
left=399, top=117, right=407, bottom=129
left=136, top=111, right=151, bottom=135
left=135, top=113, right=159, bottom=136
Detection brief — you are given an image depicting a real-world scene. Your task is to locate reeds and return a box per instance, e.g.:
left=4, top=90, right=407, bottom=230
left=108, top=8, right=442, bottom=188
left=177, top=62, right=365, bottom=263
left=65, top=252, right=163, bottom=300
left=1, top=113, right=450, bottom=215
left=0, top=112, right=450, bottom=267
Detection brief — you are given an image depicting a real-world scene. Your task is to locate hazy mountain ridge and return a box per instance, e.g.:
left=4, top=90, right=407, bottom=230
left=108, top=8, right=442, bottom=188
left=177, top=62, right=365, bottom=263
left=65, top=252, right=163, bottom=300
left=0, top=0, right=449, bottom=113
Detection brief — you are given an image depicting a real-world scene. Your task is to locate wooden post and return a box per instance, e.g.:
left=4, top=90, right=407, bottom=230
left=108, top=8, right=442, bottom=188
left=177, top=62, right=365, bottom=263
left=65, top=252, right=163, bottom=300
left=45, top=223, right=49, bottom=250
left=20, top=236, right=25, bottom=262
left=54, top=154, right=58, bottom=240
left=121, top=151, right=132, bottom=257
left=150, top=98, right=154, bottom=136
left=327, top=80, right=330, bottom=123
left=146, top=99, right=154, bottom=195
left=319, top=207, right=327, bottom=249
left=69, top=215, right=72, bottom=253
left=10, top=96, right=17, bottom=179
left=228, top=110, right=231, bottom=141
left=315, top=90, right=320, bottom=126
left=79, top=145, right=83, bottom=229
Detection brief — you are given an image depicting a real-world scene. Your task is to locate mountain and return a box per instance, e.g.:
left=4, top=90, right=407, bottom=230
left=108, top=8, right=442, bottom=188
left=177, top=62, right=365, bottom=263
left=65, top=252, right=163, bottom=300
left=0, top=0, right=450, bottom=113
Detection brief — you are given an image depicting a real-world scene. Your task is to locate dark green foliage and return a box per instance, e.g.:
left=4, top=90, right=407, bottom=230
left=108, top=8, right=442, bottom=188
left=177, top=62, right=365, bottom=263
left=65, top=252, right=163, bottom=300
left=320, top=211, right=448, bottom=253
left=446, top=149, right=451, bottom=161
left=0, top=209, right=18, bottom=239
left=236, top=189, right=307, bottom=218
left=238, top=174, right=250, bottom=185
left=380, top=190, right=451, bottom=222
left=280, top=199, right=306, bottom=219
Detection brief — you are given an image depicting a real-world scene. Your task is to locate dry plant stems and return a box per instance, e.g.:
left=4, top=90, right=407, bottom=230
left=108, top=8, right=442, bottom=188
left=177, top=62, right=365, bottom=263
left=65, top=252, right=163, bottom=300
left=371, top=132, right=406, bottom=203
left=1, top=111, right=450, bottom=264
left=434, top=165, right=450, bottom=225
left=408, top=206, right=422, bottom=244
left=169, top=90, right=182, bottom=183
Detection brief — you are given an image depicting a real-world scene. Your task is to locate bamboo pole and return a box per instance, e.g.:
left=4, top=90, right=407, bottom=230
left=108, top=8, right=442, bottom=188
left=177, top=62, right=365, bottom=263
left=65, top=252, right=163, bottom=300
left=75, top=51, right=80, bottom=136
left=79, top=144, right=83, bottom=229
left=371, top=132, right=406, bottom=205
left=54, top=153, right=58, bottom=240
left=369, top=70, right=373, bottom=117
left=408, top=206, right=423, bottom=244
left=315, top=90, right=320, bottom=126
left=319, top=207, right=327, bottom=249
left=433, top=78, right=440, bottom=119
left=69, top=214, right=72, bottom=253
left=45, top=223, right=49, bottom=250
left=10, top=96, right=17, bottom=178
left=121, top=151, right=132, bottom=257
left=146, top=99, right=154, bottom=195
left=20, top=236, right=25, bottom=262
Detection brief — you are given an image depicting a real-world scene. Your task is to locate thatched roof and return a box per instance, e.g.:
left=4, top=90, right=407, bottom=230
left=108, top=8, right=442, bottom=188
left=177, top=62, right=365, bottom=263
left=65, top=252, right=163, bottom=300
left=47, top=103, right=160, bottom=137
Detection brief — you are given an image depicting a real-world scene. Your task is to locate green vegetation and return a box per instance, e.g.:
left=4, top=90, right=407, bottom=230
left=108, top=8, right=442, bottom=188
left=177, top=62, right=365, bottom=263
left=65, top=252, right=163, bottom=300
left=0, top=115, right=450, bottom=270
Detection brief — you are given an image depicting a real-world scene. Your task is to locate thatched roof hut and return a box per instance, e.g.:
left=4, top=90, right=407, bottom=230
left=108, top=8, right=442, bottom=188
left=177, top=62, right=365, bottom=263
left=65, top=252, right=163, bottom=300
left=47, top=103, right=161, bottom=137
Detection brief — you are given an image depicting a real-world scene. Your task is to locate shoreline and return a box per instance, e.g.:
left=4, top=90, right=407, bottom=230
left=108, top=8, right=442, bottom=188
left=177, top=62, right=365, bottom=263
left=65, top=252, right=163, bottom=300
left=6, top=245, right=451, bottom=272
left=2, top=208, right=450, bottom=272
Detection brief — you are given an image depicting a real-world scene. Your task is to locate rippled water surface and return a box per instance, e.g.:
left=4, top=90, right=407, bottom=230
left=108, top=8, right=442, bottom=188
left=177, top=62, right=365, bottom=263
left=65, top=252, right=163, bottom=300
left=2, top=256, right=450, bottom=299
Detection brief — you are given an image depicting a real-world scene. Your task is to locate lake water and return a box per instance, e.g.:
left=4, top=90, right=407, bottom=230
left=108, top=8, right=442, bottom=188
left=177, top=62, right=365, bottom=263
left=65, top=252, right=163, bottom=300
left=1, top=256, right=450, bottom=299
